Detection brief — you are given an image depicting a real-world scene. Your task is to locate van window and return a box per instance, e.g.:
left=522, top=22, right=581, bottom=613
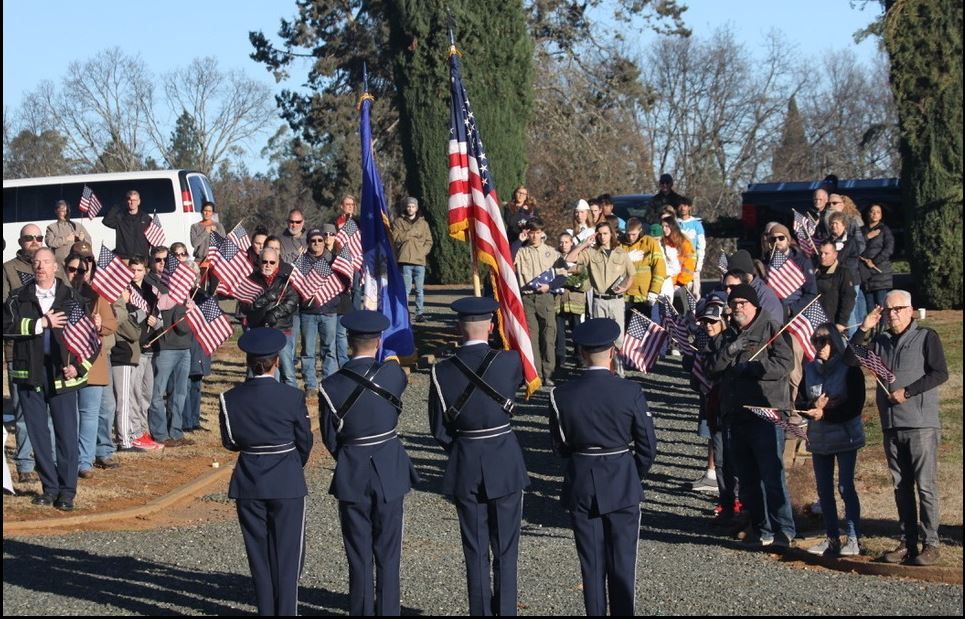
left=4, top=179, right=176, bottom=223
left=187, top=173, right=214, bottom=213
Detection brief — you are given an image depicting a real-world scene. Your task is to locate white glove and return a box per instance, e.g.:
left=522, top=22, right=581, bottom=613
left=627, top=249, right=644, bottom=262
left=647, top=292, right=659, bottom=304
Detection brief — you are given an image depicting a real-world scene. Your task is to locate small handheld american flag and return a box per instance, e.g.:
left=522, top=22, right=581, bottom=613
left=849, top=342, right=896, bottom=384
left=62, top=300, right=101, bottom=362
left=766, top=250, right=806, bottom=300
left=185, top=298, right=233, bottom=356
left=91, top=244, right=134, bottom=303
left=787, top=300, right=830, bottom=361
left=793, top=210, right=818, bottom=256
left=620, top=310, right=668, bottom=373
left=78, top=185, right=103, bottom=219
left=144, top=213, right=166, bottom=248
left=332, top=219, right=363, bottom=278
left=162, top=255, right=195, bottom=304
left=745, top=406, right=808, bottom=442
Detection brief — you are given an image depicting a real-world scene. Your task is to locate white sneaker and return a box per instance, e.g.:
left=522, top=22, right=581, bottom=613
left=840, top=537, right=860, bottom=556
left=690, top=472, right=719, bottom=493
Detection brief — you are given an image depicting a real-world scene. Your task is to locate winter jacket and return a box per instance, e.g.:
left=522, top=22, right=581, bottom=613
left=392, top=216, right=434, bottom=266
left=243, top=269, right=300, bottom=331
left=815, top=261, right=856, bottom=327
left=859, top=222, right=894, bottom=292
left=102, top=207, right=153, bottom=259
left=45, top=220, right=92, bottom=263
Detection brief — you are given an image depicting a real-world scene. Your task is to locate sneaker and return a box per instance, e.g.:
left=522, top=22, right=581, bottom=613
left=691, top=471, right=718, bottom=492
left=840, top=537, right=860, bottom=556
left=733, top=499, right=743, bottom=513
left=807, top=537, right=841, bottom=556
left=132, top=435, right=164, bottom=451
left=909, top=544, right=940, bottom=566
left=118, top=444, right=148, bottom=453
left=881, top=544, right=915, bottom=564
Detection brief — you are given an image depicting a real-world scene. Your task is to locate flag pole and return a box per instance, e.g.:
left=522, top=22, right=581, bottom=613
left=747, top=294, right=823, bottom=361
left=145, top=314, right=189, bottom=348
left=792, top=208, right=816, bottom=251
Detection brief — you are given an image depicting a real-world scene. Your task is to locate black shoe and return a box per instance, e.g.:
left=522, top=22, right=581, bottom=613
left=415, top=313, right=426, bottom=323
left=31, top=494, right=55, bottom=506
left=78, top=468, right=95, bottom=479
left=94, top=457, right=121, bottom=469
left=54, top=498, right=74, bottom=512
left=17, top=471, right=39, bottom=484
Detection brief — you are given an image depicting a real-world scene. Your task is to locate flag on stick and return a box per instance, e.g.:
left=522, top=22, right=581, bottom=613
left=128, top=285, right=150, bottom=313
left=766, top=250, right=806, bottom=300
left=162, top=255, right=195, bottom=304
left=620, top=310, right=668, bottom=373
left=62, top=300, right=101, bottom=362
left=91, top=244, right=134, bottom=303
left=786, top=299, right=830, bottom=361
left=744, top=406, right=808, bottom=442
left=332, top=219, right=363, bottom=278
left=311, top=257, right=346, bottom=306
left=78, top=185, right=103, bottom=219
left=849, top=342, right=897, bottom=384
left=211, top=227, right=255, bottom=297
left=793, top=209, right=818, bottom=256
left=185, top=298, right=233, bottom=356
left=144, top=213, right=166, bottom=248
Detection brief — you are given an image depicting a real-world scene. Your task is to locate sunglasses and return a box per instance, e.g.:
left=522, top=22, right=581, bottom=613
left=173, top=252, right=187, bottom=257
left=288, top=219, right=304, bottom=224
left=154, top=257, right=166, bottom=263
left=884, top=306, right=909, bottom=313
left=309, top=238, right=325, bottom=243
left=811, top=336, right=831, bottom=347
left=768, top=235, right=786, bottom=242
left=261, top=260, right=277, bottom=266
left=21, top=235, right=44, bottom=242
left=67, top=266, right=88, bottom=275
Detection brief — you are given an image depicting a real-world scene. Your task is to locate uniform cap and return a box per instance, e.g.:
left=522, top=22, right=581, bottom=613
left=451, top=296, right=499, bottom=322
left=572, top=318, right=621, bottom=352
left=238, top=327, right=287, bottom=356
left=341, top=310, right=390, bottom=336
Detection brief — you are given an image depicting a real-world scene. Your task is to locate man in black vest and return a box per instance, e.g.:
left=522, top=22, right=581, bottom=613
left=319, top=310, right=419, bottom=616
left=549, top=318, right=657, bottom=616
left=429, top=296, right=530, bottom=616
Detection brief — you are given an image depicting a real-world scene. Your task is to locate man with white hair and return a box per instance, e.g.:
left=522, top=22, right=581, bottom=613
left=851, top=290, right=948, bottom=566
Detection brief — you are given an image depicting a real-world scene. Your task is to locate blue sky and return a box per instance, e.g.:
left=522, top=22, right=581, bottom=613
left=3, top=1, right=884, bottom=173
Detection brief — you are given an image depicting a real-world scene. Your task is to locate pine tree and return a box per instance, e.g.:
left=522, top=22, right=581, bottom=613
left=771, top=96, right=812, bottom=181
left=882, top=0, right=963, bottom=308
left=167, top=111, right=204, bottom=169
left=384, top=0, right=533, bottom=283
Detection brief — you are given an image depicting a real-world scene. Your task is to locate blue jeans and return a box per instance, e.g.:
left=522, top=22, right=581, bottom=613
left=727, top=417, right=796, bottom=542
left=278, top=331, right=297, bottom=388
left=97, top=368, right=116, bottom=460
left=335, top=321, right=348, bottom=370
left=148, top=349, right=190, bottom=441
left=864, top=289, right=887, bottom=313
left=77, top=385, right=104, bottom=471
left=401, top=264, right=426, bottom=315
left=812, top=449, right=861, bottom=539
left=301, top=313, right=339, bottom=389
left=186, top=375, right=203, bottom=429
left=847, top=284, right=867, bottom=336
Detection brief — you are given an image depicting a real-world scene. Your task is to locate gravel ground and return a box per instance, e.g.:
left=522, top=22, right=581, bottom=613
left=3, top=291, right=963, bottom=615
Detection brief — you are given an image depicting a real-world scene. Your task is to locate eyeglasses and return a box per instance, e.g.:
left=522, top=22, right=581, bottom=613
left=173, top=252, right=187, bottom=257
left=261, top=260, right=277, bottom=266
left=21, top=235, right=43, bottom=242
left=768, top=235, right=786, bottom=242
left=729, top=300, right=749, bottom=308
left=884, top=306, right=910, bottom=314
left=288, top=219, right=304, bottom=224
left=309, top=238, right=325, bottom=243
left=66, top=266, right=88, bottom=275
left=154, top=257, right=166, bottom=263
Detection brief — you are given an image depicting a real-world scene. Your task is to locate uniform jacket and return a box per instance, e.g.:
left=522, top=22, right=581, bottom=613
left=706, top=311, right=794, bottom=422
left=549, top=369, right=657, bottom=514
left=392, top=216, right=433, bottom=266
left=2, top=279, right=93, bottom=392
left=320, top=357, right=419, bottom=503
left=220, top=376, right=313, bottom=499
left=45, top=220, right=92, bottom=263
left=102, top=207, right=153, bottom=259
left=429, top=343, right=530, bottom=500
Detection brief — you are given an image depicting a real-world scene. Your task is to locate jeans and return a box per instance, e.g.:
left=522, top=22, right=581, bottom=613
left=812, top=449, right=861, bottom=538
left=847, top=284, right=867, bottom=336
left=77, top=385, right=105, bottom=471
left=727, top=416, right=796, bottom=542
left=148, top=349, right=190, bottom=442
left=712, top=428, right=739, bottom=511
left=401, top=264, right=426, bottom=315
left=884, top=427, right=940, bottom=547
left=864, top=289, right=887, bottom=313
left=278, top=331, right=297, bottom=388
left=186, top=375, right=203, bottom=430
left=8, top=361, right=38, bottom=473
left=97, top=368, right=116, bottom=460
left=301, top=313, right=339, bottom=389
left=335, top=321, right=349, bottom=370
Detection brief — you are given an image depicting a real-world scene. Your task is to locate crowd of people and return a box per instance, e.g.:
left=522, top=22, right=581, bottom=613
left=1, top=172, right=952, bottom=615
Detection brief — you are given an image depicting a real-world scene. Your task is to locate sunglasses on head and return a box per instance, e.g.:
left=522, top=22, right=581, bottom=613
left=67, top=266, right=88, bottom=275
left=21, top=235, right=44, bottom=242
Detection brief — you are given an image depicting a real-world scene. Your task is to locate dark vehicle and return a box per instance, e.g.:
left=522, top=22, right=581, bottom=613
left=739, top=177, right=903, bottom=258
left=611, top=193, right=656, bottom=225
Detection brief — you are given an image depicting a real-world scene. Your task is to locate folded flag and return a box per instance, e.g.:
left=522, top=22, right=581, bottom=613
left=525, top=268, right=556, bottom=290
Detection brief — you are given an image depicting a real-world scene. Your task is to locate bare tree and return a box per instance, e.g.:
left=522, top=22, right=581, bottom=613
left=145, top=57, right=278, bottom=173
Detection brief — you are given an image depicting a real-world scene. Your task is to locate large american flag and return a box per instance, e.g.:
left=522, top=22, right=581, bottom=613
left=78, top=185, right=103, bottom=219
left=793, top=209, right=818, bottom=256
left=745, top=406, right=808, bottom=442
left=162, top=255, right=195, bottom=304
left=144, top=213, right=166, bottom=248
left=62, top=300, right=101, bottom=362
left=766, top=250, right=806, bottom=300
left=447, top=48, right=538, bottom=394
left=849, top=342, right=897, bottom=384
left=332, top=219, right=363, bottom=278
left=620, top=310, right=668, bottom=373
left=185, top=297, right=233, bottom=356
left=91, top=244, right=134, bottom=303
left=211, top=228, right=254, bottom=297
left=787, top=299, right=830, bottom=361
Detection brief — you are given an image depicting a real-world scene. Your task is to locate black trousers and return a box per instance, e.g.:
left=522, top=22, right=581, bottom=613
left=570, top=503, right=640, bottom=616
left=236, top=497, right=307, bottom=616
left=21, top=382, right=78, bottom=501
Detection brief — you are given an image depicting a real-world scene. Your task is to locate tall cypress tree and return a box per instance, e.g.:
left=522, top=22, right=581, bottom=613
left=385, top=0, right=533, bottom=283
left=771, top=96, right=811, bottom=181
left=882, top=0, right=963, bottom=308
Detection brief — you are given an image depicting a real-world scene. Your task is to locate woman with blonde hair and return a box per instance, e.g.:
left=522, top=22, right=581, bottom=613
left=570, top=200, right=594, bottom=243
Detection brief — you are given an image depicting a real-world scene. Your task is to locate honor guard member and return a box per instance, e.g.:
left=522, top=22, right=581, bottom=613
left=219, top=327, right=313, bottom=616
left=319, top=310, right=419, bottom=616
left=429, top=296, right=530, bottom=616
left=548, top=318, right=657, bottom=616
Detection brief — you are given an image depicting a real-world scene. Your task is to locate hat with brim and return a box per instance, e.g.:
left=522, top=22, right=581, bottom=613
left=573, top=318, right=621, bottom=353
left=451, top=296, right=499, bottom=322
left=238, top=327, right=287, bottom=356
left=341, top=310, right=389, bottom=338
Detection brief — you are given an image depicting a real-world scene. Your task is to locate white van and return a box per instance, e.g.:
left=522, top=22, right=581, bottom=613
left=3, top=169, right=215, bottom=263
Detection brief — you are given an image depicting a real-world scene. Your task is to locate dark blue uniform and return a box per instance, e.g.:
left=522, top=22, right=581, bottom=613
left=429, top=342, right=530, bottom=616
left=220, top=375, right=313, bottom=616
left=549, top=367, right=657, bottom=616
left=320, top=356, right=418, bottom=616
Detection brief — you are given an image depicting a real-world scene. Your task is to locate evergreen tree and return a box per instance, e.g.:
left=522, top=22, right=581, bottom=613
left=771, top=96, right=812, bottom=181
left=384, top=0, right=533, bottom=283
left=882, top=0, right=963, bottom=308
left=167, top=111, right=204, bottom=169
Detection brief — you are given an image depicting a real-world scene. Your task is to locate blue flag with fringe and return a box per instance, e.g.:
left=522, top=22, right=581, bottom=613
left=359, top=92, right=414, bottom=359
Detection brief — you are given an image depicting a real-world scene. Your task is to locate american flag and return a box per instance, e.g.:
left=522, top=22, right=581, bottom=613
left=162, top=255, right=195, bottom=304
left=91, top=244, right=134, bottom=303
left=691, top=329, right=713, bottom=391
left=226, top=222, right=251, bottom=253
left=525, top=268, right=556, bottom=290
left=717, top=250, right=729, bottom=274
left=620, top=310, right=668, bottom=373
left=212, top=230, right=254, bottom=297
left=849, top=342, right=897, bottom=384
left=766, top=250, right=806, bottom=300
left=231, top=276, right=265, bottom=304
left=793, top=209, right=818, bottom=256
left=745, top=406, right=808, bottom=442
left=311, top=257, right=346, bottom=306
left=128, top=285, right=150, bottom=313
left=787, top=300, right=830, bottom=361
left=185, top=297, right=233, bottom=356
left=17, top=271, right=35, bottom=287
left=289, top=253, right=315, bottom=301
left=62, top=300, right=101, bottom=362
left=448, top=47, right=539, bottom=395
left=78, top=185, right=103, bottom=219
left=332, top=219, right=363, bottom=278
left=144, top=213, right=166, bottom=248
left=206, top=230, right=225, bottom=262
left=659, top=296, right=696, bottom=353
